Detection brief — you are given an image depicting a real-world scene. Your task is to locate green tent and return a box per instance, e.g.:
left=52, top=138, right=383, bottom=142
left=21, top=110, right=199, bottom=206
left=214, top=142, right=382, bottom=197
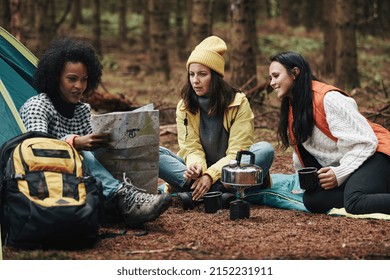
left=0, top=27, right=38, bottom=146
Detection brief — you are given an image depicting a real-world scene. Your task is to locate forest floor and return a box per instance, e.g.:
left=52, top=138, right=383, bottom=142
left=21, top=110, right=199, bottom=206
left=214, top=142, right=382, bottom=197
left=3, top=20, right=390, bottom=261
left=3, top=118, right=390, bottom=260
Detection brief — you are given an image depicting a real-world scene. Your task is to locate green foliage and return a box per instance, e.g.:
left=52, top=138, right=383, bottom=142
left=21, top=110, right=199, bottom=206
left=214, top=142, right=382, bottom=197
left=257, top=31, right=390, bottom=89
left=258, top=34, right=322, bottom=59
left=71, top=8, right=143, bottom=38
left=357, top=35, right=390, bottom=87
left=101, top=54, right=119, bottom=71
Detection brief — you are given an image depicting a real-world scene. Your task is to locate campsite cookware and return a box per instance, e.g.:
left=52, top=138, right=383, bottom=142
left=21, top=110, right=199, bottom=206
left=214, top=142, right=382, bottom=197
left=221, top=150, right=263, bottom=187
left=221, top=150, right=263, bottom=220
left=230, top=199, right=250, bottom=220
left=298, top=167, right=320, bottom=190
left=203, top=191, right=223, bottom=213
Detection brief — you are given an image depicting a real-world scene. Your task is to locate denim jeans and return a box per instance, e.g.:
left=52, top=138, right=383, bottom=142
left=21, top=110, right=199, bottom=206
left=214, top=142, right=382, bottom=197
left=82, top=151, right=122, bottom=199
left=159, top=142, right=274, bottom=192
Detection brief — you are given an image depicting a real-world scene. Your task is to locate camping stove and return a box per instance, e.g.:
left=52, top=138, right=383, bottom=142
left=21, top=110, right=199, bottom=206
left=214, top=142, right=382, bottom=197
left=221, top=151, right=264, bottom=220
left=228, top=185, right=251, bottom=220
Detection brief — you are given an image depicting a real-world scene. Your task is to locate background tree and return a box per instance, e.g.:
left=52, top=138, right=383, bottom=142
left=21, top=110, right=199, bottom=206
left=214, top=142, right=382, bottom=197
left=35, top=0, right=72, bottom=56
left=279, top=0, right=303, bottom=27
left=70, top=0, right=83, bottom=30
left=9, top=0, right=23, bottom=42
left=174, top=0, right=187, bottom=60
left=92, top=0, right=101, bottom=56
left=1, top=0, right=11, bottom=31
left=301, top=0, right=323, bottom=32
left=229, top=0, right=257, bottom=93
left=148, top=0, right=170, bottom=80
left=334, top=0, right=359, bottom=89
left=24, top=0, right=35, bottom=31
left=188, top=0, right=215, bottom=51
left=354, top=0, right=390, bottom=37
left=142, top=0, right=150, bottom=49
left=118, top=0, right=127, bottom=41
left=322, top=0, right=337, bottom=75
left=1, top=0, right=388, bottom=93
left=35, top=0, right=56, bottom=56
left=377, top=0, right=390, bottom=37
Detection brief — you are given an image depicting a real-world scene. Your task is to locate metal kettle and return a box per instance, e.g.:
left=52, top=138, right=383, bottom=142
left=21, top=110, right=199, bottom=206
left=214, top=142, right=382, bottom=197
left=221, top=150, right=263, bottom=187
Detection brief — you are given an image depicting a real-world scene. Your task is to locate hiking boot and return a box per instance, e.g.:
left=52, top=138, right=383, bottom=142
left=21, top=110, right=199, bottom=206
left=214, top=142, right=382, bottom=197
left=115, top=174, right=172, bottom=228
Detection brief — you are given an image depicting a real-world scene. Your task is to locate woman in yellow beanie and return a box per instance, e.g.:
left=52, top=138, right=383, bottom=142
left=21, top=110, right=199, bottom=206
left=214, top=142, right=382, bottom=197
left=159, top=36, right=274, bottom=202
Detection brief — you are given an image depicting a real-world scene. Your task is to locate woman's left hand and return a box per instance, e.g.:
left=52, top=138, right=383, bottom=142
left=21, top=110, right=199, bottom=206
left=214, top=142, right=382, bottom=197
left=73, top=133, right=112, bottom=151
left=184, top=164, right=202, bottom=180
left=318, top=167, right=338, bottom=190
left=191, top=174, right=212, bottom=201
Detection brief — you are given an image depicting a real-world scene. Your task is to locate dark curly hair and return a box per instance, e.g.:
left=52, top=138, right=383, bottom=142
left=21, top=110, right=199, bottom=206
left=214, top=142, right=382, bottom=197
left=33, top=37, right=102, bottom=97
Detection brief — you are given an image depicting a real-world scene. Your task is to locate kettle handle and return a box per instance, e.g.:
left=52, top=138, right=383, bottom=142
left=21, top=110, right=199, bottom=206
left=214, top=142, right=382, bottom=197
left=236, top=150, right=255, bottom=165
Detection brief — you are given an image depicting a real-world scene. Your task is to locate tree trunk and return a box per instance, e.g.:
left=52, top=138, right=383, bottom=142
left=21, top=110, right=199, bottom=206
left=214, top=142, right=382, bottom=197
left=118, top=0, right=127, bottom=41
left=378, top=0, right=390, bottom=37
left=34, top=0, right=71, bottom=56
left=92, top=0, right=102, bottom=56
left=175, top=0, right=187, bottom=60
left=35, top=0, right=56, bottom=56
left=186, top=0, right=192, bottom=43
left=302, top=0, right=323, bottom=31
left=188, top=0, right=214, bottom=51
left=70, top=0, right=83, bottom=29
left=334, top=0, right=360, bottom=90
left=23, top=0, right=35, bottom=30
left=142, top=0, right=150, bottom=49
left=322, top=0, right=337, bottom=75
left=1, top=0, right=11, bottom=31
left=355, top=0, right=390, bottom=38
left=9, top=0, right=24, bottom=42
left=280, top=0, right=303, bottom=27
left=148, top=0, right=170, bottom=80
left=229, top=0, right=257, bottom=93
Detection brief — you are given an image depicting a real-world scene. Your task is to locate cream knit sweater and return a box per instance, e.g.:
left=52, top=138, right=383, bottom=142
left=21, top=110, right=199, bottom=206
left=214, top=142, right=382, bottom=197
left=293, top=90, right=378, bottom=186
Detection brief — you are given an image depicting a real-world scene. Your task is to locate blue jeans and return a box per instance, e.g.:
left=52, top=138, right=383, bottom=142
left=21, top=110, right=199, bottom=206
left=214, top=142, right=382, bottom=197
left=159, top=142, right=274, bottom=192
left=82, top=151, right=122, bottom=200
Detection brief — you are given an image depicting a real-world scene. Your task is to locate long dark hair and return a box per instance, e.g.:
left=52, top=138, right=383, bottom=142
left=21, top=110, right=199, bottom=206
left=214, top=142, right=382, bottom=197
left=270, top=52, right=314, bottom=149
left=180, top=69, right=237, bottom=115
left=33, top=37, right=102, bottom=97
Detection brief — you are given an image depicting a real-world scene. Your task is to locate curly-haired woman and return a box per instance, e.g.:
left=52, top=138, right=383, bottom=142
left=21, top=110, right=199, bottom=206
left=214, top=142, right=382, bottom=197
left=19, top=37, right=171, bottom=227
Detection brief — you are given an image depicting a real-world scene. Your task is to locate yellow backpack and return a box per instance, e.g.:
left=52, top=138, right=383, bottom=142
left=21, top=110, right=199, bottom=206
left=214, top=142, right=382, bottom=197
left=0, top=132, right=100, bottom=249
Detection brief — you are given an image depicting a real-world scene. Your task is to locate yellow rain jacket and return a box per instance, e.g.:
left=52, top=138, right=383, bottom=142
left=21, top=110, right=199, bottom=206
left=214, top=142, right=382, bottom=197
left=176, top=92, right=254, bottom=184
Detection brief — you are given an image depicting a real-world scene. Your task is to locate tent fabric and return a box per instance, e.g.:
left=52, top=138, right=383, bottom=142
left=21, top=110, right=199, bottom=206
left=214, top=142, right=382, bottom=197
left=0, top=27, right=38, bottom=146
left=0, top=79, right=26, bottom=143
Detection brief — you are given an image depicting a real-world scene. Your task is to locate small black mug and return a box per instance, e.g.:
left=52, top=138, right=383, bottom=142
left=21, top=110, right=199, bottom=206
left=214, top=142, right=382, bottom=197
left=298, top=167, right=320, bottom=190
left=203, top=191, right=222, bottom=213
left=229, top=199, right=250, bottom=220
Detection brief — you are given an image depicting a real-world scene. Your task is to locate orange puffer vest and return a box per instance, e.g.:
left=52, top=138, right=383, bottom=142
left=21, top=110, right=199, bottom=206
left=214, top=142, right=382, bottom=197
left=288, top=81, right=390, bottom=166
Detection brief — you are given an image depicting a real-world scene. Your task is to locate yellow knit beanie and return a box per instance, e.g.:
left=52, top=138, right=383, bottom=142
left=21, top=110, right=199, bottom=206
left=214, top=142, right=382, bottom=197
left=186, top=35, right=227, bottom=77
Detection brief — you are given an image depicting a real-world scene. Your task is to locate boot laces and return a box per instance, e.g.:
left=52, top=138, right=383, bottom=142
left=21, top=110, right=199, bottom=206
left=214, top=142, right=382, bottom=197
left=121, top=173, right=155, bottom=210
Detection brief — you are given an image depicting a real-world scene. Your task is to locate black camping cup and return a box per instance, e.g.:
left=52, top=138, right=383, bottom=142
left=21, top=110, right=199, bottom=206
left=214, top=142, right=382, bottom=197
left=229, top=199, right=250, bottom=220
left=298, top=167, right=320, bottom=190
left=203, top=191, right=222, bottom=213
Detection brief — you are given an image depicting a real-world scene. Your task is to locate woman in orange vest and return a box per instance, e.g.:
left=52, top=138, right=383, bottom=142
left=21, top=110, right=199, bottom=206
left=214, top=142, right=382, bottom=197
left=268, top=51, right=390, bottom=214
